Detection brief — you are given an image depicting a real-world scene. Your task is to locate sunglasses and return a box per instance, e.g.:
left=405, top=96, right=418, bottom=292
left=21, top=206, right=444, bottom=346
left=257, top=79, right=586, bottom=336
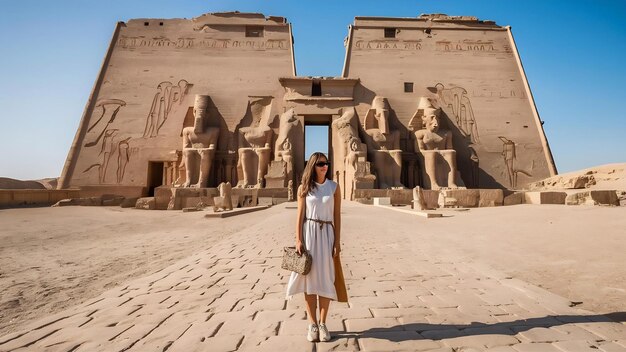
left=315, top=161, right=331, bottom=167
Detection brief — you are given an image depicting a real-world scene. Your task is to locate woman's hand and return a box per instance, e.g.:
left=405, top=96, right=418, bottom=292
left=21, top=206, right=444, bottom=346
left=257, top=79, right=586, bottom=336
left=295, top=240, right=304, bottom=255
left=333, top=243, right=341, bottom=258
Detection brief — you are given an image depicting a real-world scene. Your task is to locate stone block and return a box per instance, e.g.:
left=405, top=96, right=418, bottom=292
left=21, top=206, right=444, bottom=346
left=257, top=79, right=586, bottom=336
left=51, top=198, right=77, bottom=207
left=373, top=197, right=391, bottom=205
left=182, top=207, right=201, bottom=212
left=101, top=194, right=124, bottom=206
left=78, top=197, right=103, bottom=206
left=183, top=196, right=204, bottom=208
left=565, top=190, right=619, bottom=206
left=524, top=191, right=567, bottom=205
left=442, top=189, right=479, bottom=207
left=478, top=189, right=504, bottom=207
left=273, top=197, right=289, bottom=205
left=258, top=197, right=273, bottom=206
left=389, top=189, right=413, bottom=205
left=135, top=197, right=156, bottom=210
left=154, top=186, right=174, bottom=210
left=264, top=160, right=287, bottom=188
left=503, top=191, right=525, bottom=206
left=120, top=197, right=139, bottom=208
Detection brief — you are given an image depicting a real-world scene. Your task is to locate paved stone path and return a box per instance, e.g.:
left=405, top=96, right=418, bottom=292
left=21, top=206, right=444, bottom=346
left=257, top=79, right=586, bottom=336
left=1, top=202, right=625, bottom=351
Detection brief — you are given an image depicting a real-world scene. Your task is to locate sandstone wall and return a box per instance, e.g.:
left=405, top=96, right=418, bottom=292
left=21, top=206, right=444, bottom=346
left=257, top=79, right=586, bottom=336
left=59, top=13, right=295, bottom=190
left=343, top=16, right=556, bottom=189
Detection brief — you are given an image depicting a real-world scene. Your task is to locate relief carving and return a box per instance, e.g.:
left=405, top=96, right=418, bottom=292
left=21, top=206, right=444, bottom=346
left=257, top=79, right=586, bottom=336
left=85, top=99, right=126, bottom=148
left=118, top=36, right=288, bottom=51
left=354, top=39, right=422, bottom=51
left=431, top=83, right=480, bottom=144
left=143, top=79, right=191, bottom=138
left=116, top=137, right=131, bottom=183
left=498, top=136, right=532, bottom=189
left=435, top=39, right=496, bottom=52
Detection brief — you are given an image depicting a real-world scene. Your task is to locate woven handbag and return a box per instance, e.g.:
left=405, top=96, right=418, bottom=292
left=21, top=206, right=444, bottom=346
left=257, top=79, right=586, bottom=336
left=281, top=246, right=312, bottom=275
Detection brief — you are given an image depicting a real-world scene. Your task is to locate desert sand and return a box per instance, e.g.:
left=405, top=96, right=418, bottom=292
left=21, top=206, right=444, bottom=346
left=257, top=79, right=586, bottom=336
left=0, top=200, right=624, bottom=340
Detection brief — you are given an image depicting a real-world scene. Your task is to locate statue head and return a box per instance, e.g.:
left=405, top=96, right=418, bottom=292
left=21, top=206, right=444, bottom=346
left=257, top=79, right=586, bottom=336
left=422, top=108, right=441, bottom=132
left=193, top=95, right=210, bottom=133
left=280, top=108, right=297, bottom=123
left=365, top=96, right=391, bottom=134
left=416, top=97, right=441, bottom=132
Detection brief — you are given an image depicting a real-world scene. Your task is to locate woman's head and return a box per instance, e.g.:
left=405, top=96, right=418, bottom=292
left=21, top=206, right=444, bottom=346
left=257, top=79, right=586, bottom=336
left=299, top=152, right=329, bottom=197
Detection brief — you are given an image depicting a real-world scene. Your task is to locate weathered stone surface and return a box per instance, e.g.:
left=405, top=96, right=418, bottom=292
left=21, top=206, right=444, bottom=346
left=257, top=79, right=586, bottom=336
left=135, top=197, right=156, bottom=210
left=527, top=174, right=596, bottom=190
left=524, top=191, right=566, bottom=205
left=565, top=190, right=619, bottom=206
left=503, top=191, right=525, bottom=206
left=120, top=197, right=139, bottom=208
left=478, top=189, right=504, bottom=207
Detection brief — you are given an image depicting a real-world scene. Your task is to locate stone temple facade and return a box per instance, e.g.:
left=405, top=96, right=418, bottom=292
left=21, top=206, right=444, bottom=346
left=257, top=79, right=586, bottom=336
left=58, top=12, right=556, bottom=204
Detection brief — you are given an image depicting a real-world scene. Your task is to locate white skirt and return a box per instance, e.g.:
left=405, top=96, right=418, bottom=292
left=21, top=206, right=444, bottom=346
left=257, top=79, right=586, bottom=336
left=285, top=221, right=337, bottom=300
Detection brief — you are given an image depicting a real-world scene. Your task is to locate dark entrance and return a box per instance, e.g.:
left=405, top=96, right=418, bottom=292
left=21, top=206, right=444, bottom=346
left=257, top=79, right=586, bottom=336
left=147, top=161, right=164, bottom=196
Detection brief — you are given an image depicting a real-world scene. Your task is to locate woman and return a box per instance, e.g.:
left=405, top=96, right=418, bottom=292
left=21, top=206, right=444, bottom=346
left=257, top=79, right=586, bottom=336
left=286, top=152, right=347, bottom=342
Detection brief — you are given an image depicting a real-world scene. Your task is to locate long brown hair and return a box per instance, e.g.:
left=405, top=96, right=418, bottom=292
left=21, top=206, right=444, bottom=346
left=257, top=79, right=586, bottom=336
left=299, top=152, right=329, bottom=198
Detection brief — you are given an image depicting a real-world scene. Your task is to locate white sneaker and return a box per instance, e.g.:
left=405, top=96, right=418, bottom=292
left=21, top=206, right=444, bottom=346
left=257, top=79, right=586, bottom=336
left=307, top=323, right=319, bottom=342
left=319, top=323, right=331, bottom=342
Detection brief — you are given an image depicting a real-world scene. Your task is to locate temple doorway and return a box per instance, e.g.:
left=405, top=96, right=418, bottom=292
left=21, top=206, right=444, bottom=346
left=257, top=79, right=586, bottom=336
left=304, top=115, right=332, bottom=175
left=147, top=161, right=164, bottom=196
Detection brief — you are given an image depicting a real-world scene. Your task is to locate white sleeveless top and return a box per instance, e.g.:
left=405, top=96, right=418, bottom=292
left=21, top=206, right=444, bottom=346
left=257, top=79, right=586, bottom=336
left=306, top=179, right=337, bottom=222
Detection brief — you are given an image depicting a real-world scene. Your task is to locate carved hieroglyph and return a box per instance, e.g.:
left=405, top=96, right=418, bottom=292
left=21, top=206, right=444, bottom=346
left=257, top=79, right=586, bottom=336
left=498, top=136, right=532, bottom=189
left=409, top=97, right=462, bottom=190
left=85, top=99, right=126, bottom=148
left=363, top=96, right=403, bottom=189
left=181, top=95, right=219, bottom=188
left=431, top=83, right=480, bottom=144
left=237, top=97, right=274, bottom=188
left=143, top=80, right=192, bottom=138
left=82, top=99, right=134, bottom=184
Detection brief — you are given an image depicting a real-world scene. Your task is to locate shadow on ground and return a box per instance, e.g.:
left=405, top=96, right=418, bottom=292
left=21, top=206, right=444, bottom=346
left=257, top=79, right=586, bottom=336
left=333, top=313, right=626, bottom=341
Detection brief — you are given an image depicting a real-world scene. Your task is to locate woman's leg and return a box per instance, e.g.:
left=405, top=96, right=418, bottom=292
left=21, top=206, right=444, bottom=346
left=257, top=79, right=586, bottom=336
left=318, top=296, right=331, bottom=324
left=304, top=294, right=318, bottom=323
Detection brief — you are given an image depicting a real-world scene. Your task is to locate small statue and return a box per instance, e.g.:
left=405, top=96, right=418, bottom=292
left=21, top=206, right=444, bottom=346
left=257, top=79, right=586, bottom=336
left=409, top=97, right=459, bottom=190
left=363, top=96, right=403, bottom=189
left=213, top=182, right=233, bottom=212
left=412, top=186, right=428, bottom=210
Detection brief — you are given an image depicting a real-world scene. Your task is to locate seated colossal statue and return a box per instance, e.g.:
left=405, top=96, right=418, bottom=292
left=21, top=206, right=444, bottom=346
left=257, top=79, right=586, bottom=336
left=237, top=98, right=273, bottom=188
left=409, top=97, right=460, bottom=190
left=181, top=95, right=219, bottom=188
left=363, top=96, right=403, bottom=189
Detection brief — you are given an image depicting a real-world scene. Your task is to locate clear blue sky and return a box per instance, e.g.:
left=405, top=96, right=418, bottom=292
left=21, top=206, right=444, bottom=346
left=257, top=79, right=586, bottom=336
left=1, top=0, right=625, bottom=180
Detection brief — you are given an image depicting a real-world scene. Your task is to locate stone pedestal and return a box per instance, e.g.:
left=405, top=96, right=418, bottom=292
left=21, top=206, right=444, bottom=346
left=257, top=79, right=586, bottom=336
left=265, top=160, right=288, bottom=188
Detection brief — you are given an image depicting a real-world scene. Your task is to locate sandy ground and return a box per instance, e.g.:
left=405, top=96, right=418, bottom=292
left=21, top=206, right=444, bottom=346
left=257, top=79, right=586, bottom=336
left=0, top=202, right=625, bottom=338
left=0, top=206, right=274, bottom=336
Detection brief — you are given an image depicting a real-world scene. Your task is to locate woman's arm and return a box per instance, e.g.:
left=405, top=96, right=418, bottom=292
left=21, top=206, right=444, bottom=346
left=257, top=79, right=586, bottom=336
left=295, top=185, right=306, bottom=254
left=333, top=183, right=342, bottom=257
